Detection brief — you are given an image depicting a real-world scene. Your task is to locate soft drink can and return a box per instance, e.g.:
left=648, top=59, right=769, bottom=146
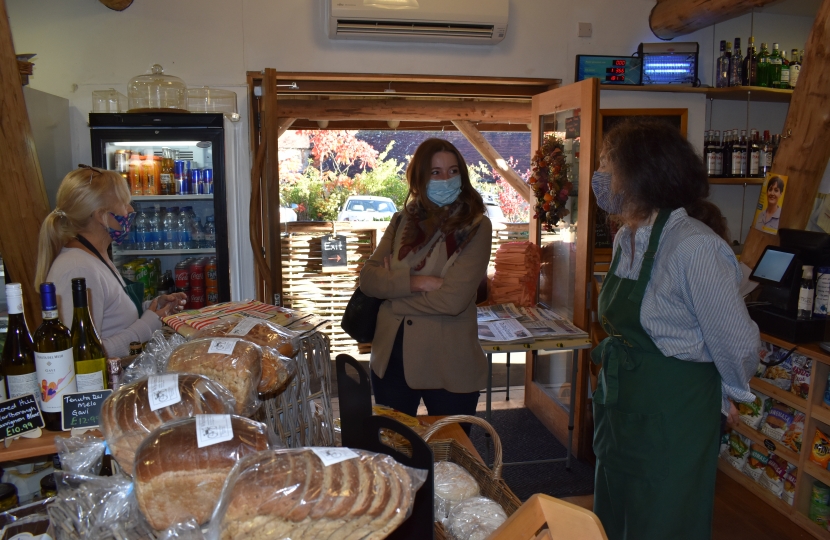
left=202, top=168, right=213, bottom=194
left=189, top=259, right=205, bottom=289
left=113, top=150, right=129, bottom=174
left=190, top=286, right=205, bottom=309
left=206, top=286, right=219, bottom=306
left=120, top=263, right=136, bottom=282
left=205, top=258, right=218, bottom=288
left=175, top=261, right=190, bottom=289
left=182, top=161, right=192, bottom=195
left=135, top=263, right=150, bottom=289
left=191, top=168, right=203, bottom=195
left=174, top=160, right=186, bottom=194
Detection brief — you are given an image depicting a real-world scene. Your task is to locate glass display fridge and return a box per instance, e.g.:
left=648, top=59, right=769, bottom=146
left=90, top=112, right=230, bottom=304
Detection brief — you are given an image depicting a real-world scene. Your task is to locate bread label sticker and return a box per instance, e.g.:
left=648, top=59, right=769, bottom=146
left=309, top=447, right=359, bottom=467
left=148, top=374, right=181, bottom=411
left=228, top=318, right=259, bottom=337
left=207, top=338, right=239, bottom=355
left=196, top=414, right=234, bottom=448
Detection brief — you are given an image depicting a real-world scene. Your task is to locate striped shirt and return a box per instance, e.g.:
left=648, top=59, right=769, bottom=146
left=611, top=208, right=760, bottom=414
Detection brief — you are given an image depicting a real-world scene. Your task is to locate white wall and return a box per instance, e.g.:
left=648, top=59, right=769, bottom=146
left=6, top=0, right=822, bottom=254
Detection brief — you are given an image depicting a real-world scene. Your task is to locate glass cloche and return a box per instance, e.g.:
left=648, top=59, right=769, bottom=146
left=127, top=64, right=187, bottom=112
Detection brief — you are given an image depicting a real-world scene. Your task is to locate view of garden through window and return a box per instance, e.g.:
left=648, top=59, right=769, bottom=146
left=278, top=130, right=531, bottom=223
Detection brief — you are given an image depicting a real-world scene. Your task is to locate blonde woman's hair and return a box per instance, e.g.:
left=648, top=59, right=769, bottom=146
left=35, top=166, right=131, bottom=287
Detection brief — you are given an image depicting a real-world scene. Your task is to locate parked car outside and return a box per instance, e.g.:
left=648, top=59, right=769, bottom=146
left=337, top=196, right=397, bottom=221
left=279, top=205, right=298, bottom=222
left=480, top=192, right=506, bottom=223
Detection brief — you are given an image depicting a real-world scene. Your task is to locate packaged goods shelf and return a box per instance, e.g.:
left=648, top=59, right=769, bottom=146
left=717, top=459, right=794, bottom=516
left=749, top=377, right=808, bottom=413
left=732, top=420, right=801, bottom=466
left=804, top=462, right=830, bottom=491
left=130, top=195, right=213, bottom=201
left=601, top=84, right=793, bottom=103
left=113, top=249, right=216, bottom=256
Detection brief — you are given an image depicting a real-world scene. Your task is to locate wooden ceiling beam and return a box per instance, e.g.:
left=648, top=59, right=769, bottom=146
left=741, top=0, right=830, bottom=268
left=277, top=99, right=531, bottom=124
left=284, top=119, right=530, bottom=132
left=650, top=0, right=780, bottom=40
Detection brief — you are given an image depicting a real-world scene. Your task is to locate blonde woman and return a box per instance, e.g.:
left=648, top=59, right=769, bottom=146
left=36, top=165, right=186, bottom=358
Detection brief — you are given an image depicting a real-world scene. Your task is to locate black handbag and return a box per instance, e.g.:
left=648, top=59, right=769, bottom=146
left=341, top=286, right=384, bottom=344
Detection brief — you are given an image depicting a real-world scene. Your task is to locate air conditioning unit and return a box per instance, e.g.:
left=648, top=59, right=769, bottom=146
left=328, top=0, right=509, bottom=45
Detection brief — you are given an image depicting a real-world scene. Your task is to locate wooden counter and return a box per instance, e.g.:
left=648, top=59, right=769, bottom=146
left=0, top=429, right=102, bottom=462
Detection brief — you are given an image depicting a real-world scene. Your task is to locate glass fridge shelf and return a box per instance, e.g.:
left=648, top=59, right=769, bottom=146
left=131, top=195, right=214, bottom=201
left=114, top=249, right=217, bottom=256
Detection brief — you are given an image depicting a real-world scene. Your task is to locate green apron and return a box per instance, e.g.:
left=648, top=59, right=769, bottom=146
left=591, top=209, right=721, bottom=540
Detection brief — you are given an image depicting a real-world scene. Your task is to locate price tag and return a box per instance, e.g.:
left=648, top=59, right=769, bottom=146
left=309, top=447, right=359, bottom=467
left=0, top=394, right=44, bottom=440
left=148, top=374, right=181, bottom=411
left=207, top=338, right=239, bottom=355
left=61, top=390, right=113, bottom=431
left=241, top=310, right=272, bottom=320
left=228, top=318, right=259, bottom=337
left=196, top=414, right=234, bottom=448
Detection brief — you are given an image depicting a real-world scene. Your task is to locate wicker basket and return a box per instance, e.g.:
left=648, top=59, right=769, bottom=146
left=423, top=415, right=521, bottom=540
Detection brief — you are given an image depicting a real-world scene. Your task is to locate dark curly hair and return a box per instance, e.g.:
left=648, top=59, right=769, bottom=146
left=603, top=118, right=729, bottom=241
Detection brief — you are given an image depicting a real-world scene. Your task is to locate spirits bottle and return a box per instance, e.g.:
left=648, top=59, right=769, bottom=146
left=742, top=36, right=757, bottom=86
left=713, top=130, right=723, bottom=176
left=722, top=130, right=732, bottom=177
left=779, top=50, right=790, bottom=89
left=1, top=284, right=39, bottom=400
left=738, top=129, right=748, bottom=177
left=769, top=43, right=783, bottom=88
left=729, top=38, right=743, bottom=87
left=760, top=130, right=772, bottom=176
left=33, top=283, right=77, bottom=431
left=716, top=40, right=730, bottom=88
left=798, top=266, right=815, bottom=320
left=788, top=49, right=801, bottom=88
left=757, top=43, right=770, bottom=87
left=748, top=129, right=761, bottom=178
left=70, top=278, right=107, bottom=392
left=730, top=129, right=743, bottom=178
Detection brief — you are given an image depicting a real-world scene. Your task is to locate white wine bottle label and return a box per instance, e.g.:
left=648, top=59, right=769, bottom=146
left=7, top=372, right=38, bottom=399
left=34, top=348, right=77, bottom=413
left=196, top=414, right=234, bottom=448
left=76, top=370, right=105, bottom=392
left=228, top=318, right=259, bottom=337
left=148, top=374, right=181, bottom=411
left=207, top=338, right=238, bottom=355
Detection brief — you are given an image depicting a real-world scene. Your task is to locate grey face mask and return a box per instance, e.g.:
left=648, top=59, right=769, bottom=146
left=592, top=171, right=623, bottom=215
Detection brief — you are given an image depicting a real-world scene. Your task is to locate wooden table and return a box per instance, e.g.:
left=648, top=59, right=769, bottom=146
left=420, top=415, right=483, bottom=463
left=0, top=429, right=102, bottom=462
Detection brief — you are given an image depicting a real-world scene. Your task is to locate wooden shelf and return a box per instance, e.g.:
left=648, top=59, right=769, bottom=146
left=791, top=511, right=830, bottom=540
left=733, top=420, right=801, bottom=466
left=600, top=85, right=793, bottom=103
left=804, top=462, right=830, bottom=494
left=113, top=248, right=216, bottom=256
left=813, top=405, right=830, bottom=427
left=750, top=377, right=808, bottom=413
left=709, top=177, right=766, bottom=185
left=0, top=429, right=101, bottom=462
left=717, top=459, right=794, bottom=516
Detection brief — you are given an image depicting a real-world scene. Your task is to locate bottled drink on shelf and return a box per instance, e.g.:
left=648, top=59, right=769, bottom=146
left=204, top=216, right=216, bottom=249
left=769, top=43, right=783, bottom=88
left=33, top=282, right=77, bottom=432
left=159, top=270, right=175, bottom=296
left=739, top=129, right=748, bottom=177
left=174, top=160, right=185, bottom=195
left=705, top=131, right=717, bottom=177
left=721, top=131, right=732, bottom=177
left=148, top=206, right=161, bottom=250
left=113, top=149, right=129, bottom=185
left=70, top=278, right=107, bottom=392
left=2, top=283, right=38, bottom=400
left=176, top=208, right=191, bottom=249
left=729, top=38, right=743, bottom=87
left=134, top=204, right=149, bottom=251
left=797, top=266, right=815, bottom=320
left=193, top=216, right=205, bottom=249
left=779, top=50, right=790, bottom=89
left=162, top=206, right=177, bottom=249
left=729, top=129, right=741, bottom=177
left=748, top=129, right=761, bottom=178
left=742, top=36, right=757, bottom=86
left=756, top=43, right=770, bottom=87
left=141, top=150, right=157, bottom=195
left=713, top=130, right=723, bottom=176
left=716, top=41, right=730, bottom=88
left=129, top=152, right=142, bottom=195
left=160, top=148, right=174, bottom=196
left=760, top=130, right=773, bottom=176
left=789, top=49, right=801, bottom=88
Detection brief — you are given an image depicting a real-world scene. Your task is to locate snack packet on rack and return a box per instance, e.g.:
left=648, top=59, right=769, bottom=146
left=759, top=343, right=794, bottom=391
left=810, top=428, right=830, bottom=468
left=743, top=443, right=771, bottom=482
left=761, top=401, right=796, bottom=442
left=782, top=411, right=805, bottom=453
left=759, top=454, right=789, bottom=497
left=724, top=432, right=751, bottom=470
left=790, top=353, right=812, bottom=399
left=738, top=392, right=771, bottom=430
left=782, top=465, right=797, bottom=506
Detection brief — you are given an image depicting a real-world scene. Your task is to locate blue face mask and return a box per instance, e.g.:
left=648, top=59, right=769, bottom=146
left=107, top=212, right=136, bottom=245
left=591, top=171, right=623, bottom=215
left=426, top=175, right=462, bottom=207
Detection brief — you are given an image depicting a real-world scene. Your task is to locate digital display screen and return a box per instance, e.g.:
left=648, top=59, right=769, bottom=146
left=751, top=248, right=796, bottom=284
left=575, top=55, right=642, bottom=85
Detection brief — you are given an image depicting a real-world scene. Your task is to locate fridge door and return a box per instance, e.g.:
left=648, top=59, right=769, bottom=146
left=89, top=113, right=230, bottom=304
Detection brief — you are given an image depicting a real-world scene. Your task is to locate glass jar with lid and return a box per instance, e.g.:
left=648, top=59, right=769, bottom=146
left=128, top=64, right=187, bottom=112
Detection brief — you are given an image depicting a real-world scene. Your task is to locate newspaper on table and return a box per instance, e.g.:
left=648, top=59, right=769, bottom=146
left=476, top=303, right=587, bottom=343
left=477, top=318, right=534, bottom=344
left=477, top=303, right=523, bottom=323
left=518, top=306, right=587, bottom=339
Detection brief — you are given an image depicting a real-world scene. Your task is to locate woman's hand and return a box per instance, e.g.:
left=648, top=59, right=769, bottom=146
left=150, top=292, right=188, bottom=318
left=725, top=400, right=741, bottom=429
left=410, top=275, right=443, bottom=292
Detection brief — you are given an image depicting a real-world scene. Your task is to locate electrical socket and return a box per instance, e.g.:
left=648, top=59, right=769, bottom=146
left=578, top=22, right=592, bottom=38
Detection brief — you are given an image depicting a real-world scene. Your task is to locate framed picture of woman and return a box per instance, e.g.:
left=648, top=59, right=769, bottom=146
left=753, top=174, right=789, bottom=234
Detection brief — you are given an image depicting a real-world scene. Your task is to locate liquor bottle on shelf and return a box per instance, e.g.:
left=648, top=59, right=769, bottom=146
left=748, top=129, right=761, bottom=178
left=729, top=129, right=741, bottom=178
left=789, top=49, right=801, bottom=88
left=33, top=282, right=77, bottom=431
left=70, top=278, right=106, bottom=392
left=716, top=41, right=730, bottom=88
left=721, top=130, right=732, bottom=177
left=760, top=130, right=772, bottom=176
left=713, top=130, right=723, bottom=177
left=705, top=131, right=716, bottom=177
left=779, top=50, right=790, bottom=89
left=797, top=266, right=815, bottom=320
left=769, top=43, right=783, bottom=88
left=2, top=283, right=39, bottom=400
left=160, top=148, right=174, bottom=196
left=729, top=38, right=743, bottom=87
left=742, top=36, right=757, bottom=86
left=756, top=43, right=770, bottom=87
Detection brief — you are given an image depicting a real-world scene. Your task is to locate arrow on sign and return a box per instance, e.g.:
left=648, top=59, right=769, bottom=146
left=328, top=255, right=342, bottom=262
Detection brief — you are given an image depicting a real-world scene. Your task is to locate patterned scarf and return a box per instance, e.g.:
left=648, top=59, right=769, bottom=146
left=397, top=201, right=483, bottom=271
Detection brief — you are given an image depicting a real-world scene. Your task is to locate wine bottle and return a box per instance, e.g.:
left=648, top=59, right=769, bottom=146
left=33, top=282, right=77, bottom=431
left=70, top=278, right=107, bottom=391
left=742, top=36, right=757, bottom=86
left=1, top=284, right=38, bottom=400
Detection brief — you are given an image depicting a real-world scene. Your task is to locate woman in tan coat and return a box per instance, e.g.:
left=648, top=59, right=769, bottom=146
left=360, top=139, right=492, bottom=423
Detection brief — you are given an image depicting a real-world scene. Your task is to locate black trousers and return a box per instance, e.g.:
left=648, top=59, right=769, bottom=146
left=371, top=322, right=480, bottom=433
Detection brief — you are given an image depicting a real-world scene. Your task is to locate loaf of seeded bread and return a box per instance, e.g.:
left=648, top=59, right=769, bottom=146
left=213, top=448, right=422, bottom=540
left=191, top=320, right=298, bottom=396
left=166, top=338, right=262, bottom=416
left=134, top=415, right=276, bottom=530
left=100, top=374, right=236, bottom=476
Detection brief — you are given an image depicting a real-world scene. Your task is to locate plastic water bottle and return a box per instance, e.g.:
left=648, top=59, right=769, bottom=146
left=204, top=215, right=216, bottom=249
left=176, top=209, right=191, bottom=249
left=148, top=206, right=161, bottom=250
left=161, top=207, right=177, bottom=250
left=134, top=205, right=149, bottom=250
left=192, top=217, right=205, bottom=249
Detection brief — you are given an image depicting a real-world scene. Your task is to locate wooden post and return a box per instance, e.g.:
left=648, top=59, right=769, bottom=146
left=452, top=120, right=532, bottom=202
left=277, top=117, right=296, bottom=139
left=261, top=69, right=283, bottom=305
left=0, top=0, right=50, bottom=329
left=650, top=0, right=779, bottom=40
left=741, top=0, right=830, bottom=268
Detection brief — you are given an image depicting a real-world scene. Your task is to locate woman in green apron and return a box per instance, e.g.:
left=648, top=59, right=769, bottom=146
left=35, top=166, right=186, bottom=358
left=591, top=119, right=760, bottom=539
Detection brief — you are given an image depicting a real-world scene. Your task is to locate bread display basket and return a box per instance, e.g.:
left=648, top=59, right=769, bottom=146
left=423, top=415, right=522, bottom=540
